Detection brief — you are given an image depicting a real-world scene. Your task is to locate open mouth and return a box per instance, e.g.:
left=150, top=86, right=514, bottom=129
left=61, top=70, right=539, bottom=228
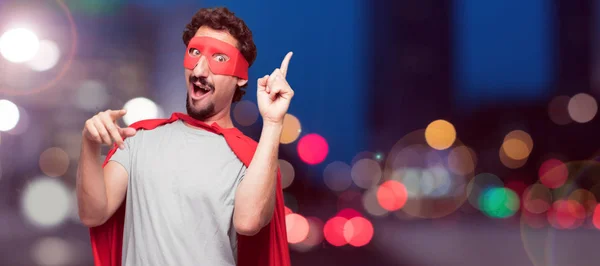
left=191, top=83, right=212, bottom=99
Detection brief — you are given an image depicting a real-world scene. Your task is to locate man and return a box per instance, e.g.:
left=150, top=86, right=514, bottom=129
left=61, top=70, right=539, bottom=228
left=76, top=7, right=293, bottom=266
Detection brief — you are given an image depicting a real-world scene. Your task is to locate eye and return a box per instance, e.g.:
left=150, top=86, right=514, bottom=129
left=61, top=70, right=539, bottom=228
left=189, top=48, right=200, bottom=57
left=213, top=54, right=229, bottom=62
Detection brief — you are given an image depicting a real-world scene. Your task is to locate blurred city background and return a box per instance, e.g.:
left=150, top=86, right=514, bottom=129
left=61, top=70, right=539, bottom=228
left=0, top=0, right=599, bottom=265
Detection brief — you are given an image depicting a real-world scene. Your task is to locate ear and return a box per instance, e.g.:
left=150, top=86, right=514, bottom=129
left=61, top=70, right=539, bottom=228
left=236, top=78, right=248, bottom=87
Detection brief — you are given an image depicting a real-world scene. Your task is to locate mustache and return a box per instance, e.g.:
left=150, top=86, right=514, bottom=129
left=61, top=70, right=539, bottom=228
left=189, top=75, right=215, bottom=91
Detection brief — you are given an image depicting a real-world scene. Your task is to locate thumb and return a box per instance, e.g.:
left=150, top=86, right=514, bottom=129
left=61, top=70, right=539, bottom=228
left=258, top=75, right=269, bottom=88
left=119, top=127, right=137, bottom=138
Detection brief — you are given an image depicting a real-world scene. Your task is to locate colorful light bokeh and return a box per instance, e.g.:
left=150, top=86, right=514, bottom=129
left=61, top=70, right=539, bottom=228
left=424, top=119, right=456, bottom=150
left=297, top=133, right=329, bottom=165
left=285, top=213, right=310, bottom=244
left=479, top=187, right=520, bottom=218
left=538, top=159, right=568, bottom=189
left=376, top=180, right=408, bottom=211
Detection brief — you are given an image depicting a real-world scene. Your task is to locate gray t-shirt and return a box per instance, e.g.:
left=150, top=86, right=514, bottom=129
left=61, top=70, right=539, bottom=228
left=109, top=120, right=246, bottom=266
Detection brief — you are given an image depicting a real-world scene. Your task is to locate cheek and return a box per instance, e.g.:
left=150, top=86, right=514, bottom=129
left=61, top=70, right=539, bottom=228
left=214, top=76, right=238, bottom=96
left=184, top=69, right=192, bottom=80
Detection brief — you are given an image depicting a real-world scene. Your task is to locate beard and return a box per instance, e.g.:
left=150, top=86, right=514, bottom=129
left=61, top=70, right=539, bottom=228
left=186, top=75, right=216, bottom=121
left=186, top=92, right=215, bottom=121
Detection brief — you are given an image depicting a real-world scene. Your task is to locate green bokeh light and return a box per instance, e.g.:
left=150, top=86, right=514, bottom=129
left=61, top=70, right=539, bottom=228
left=479, top=187, right=520, bottom=218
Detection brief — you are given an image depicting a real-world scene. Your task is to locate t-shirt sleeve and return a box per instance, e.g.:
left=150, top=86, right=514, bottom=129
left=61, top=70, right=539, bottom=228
left=108, top=136, right=134, bottom=175
left=237, top=165, right=247, bottom=182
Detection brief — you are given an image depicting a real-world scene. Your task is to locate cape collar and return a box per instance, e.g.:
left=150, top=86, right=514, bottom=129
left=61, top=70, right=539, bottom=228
left=169, top=112, right=243, bottom=137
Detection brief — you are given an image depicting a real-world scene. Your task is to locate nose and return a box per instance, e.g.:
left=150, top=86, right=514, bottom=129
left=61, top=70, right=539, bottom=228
left=192, top=55, right=210, bottom=78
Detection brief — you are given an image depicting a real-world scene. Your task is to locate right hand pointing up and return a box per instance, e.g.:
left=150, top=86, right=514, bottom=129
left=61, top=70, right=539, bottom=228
left=82, top=109, right=137, bottom=149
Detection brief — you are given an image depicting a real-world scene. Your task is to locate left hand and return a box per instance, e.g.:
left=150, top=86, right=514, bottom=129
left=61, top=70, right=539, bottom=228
left=257, top=52, right=294, bottom=125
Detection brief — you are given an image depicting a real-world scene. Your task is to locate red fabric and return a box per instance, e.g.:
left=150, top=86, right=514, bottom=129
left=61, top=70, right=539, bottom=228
left=183, top=36, right=249, bottom=80
left=89, top=112, right=291, bottom=266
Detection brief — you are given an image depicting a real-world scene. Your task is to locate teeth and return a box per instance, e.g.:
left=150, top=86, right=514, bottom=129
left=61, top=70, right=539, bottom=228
left=194, top=84, right=209, bottom=92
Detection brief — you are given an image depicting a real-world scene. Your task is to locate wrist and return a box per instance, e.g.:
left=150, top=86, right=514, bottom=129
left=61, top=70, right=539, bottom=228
left=262, top=120, right=283, bottom=131
left=81, top=137, right=101, bottom=153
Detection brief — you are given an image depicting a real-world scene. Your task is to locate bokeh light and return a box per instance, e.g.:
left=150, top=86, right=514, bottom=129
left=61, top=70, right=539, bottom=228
left=26, top=40, right=61, bottom=72
left=5, top=106, right=29, bottom=136
left=479, top=187, right=520, bottom=218
left=420, top=166, right=452, bottom=197
left=0, top=99, right=20, bottom=131
left=351, top=158, right=381, bottom=189
left=232, top=100, right=258, bottom=126
left=424, top=119, right=456, bottom=150
left=278, top=159, right=295, bottom=189
left=593, top=204, right=600, bottom=229
left=447, top=145, right=477, bottom=175
left=324, top=216, right=349, bottom=246
left=499, top=145, right=527, bottom=169
left=73, top=80, right=109, bottom=112
left=548, top=95, right=572, bottom=125
left=280, top=114, right=301, bottom=144
left=285, top=213, right=310, bottom=244
left=362, top=187, right=389, bottom=217
left=297, top=133, right=328, bottom=165
left=20, top=177, right=71, bottom=228
left=31, top=237, right=74, bottom=266
left=290, top=217, right=324, bottom=252
left=523, top=183, right=552, bottom=214
left=538, top=158, right=568, bottom=189
left=323, top=161, right=353, bottom=192
left=376, top=180, right=408, bottom=211
left=0, top=28, right=39, bottom=63
left=337, top=208, right=362, bottom=219
left=122, top=97, right=161, bottom=126
left=568, top=189, right=597, bottom=217
left=39, top=147, right=70, bottom=177
left=467, top=173, right=504, bottom=210
left=502, top=130, right=533, bottom=160
left=382, top=129, right=476, bottom=219
left=567, top=93, right=598, bottom=123
left=343, top=216, right=374, bottom=247
left=547, top=200, right=585, bottom=229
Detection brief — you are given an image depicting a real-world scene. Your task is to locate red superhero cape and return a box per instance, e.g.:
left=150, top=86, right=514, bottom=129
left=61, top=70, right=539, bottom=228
left=88, top=112, right=291, bottom=266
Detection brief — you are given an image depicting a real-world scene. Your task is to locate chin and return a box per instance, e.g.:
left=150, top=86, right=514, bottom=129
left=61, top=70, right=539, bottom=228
left=186, top=93, right=215, bottom=121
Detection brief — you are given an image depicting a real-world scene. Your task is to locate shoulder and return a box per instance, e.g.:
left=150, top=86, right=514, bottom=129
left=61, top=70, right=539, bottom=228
left=221, top=129, right=259, bottom=166
left=128, top=117, right=176, bottom=131
left=123, top=118, right=179, bottom=142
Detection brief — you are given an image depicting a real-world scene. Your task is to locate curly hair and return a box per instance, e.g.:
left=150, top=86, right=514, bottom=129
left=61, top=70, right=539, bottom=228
left=182, top=7, right=257, bottom=103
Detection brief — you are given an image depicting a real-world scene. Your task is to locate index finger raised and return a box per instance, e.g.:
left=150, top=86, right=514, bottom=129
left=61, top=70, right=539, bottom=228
left=279, top=51, right=293, bottom=78
left=108, top=109, right=127, bottom=120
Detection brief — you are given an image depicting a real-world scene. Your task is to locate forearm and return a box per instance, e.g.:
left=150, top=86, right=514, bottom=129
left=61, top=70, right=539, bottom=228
left=76, top=139, right=108, bottom=225
left=234, top=122, right=282, bottom=234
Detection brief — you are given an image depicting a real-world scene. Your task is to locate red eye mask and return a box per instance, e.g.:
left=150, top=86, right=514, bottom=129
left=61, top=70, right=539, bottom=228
left=183, top=36, right=249, bottom=80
